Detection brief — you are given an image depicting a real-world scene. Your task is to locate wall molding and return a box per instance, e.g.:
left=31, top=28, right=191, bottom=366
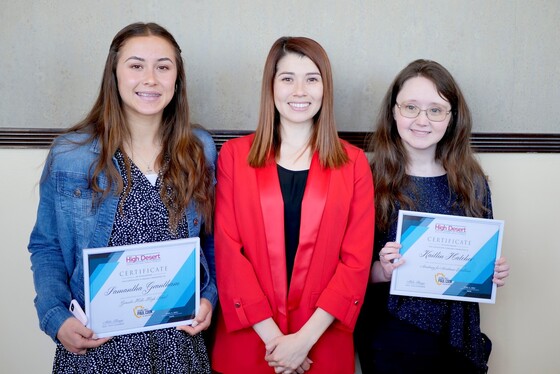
left=1, top=128, right=559, bottom=153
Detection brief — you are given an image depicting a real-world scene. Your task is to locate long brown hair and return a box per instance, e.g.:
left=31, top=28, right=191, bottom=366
left=64, top=22, right=214, bottom=232
left=247, top=36, right=347, bottom=168
left=369, top=59, right=488, bottom=230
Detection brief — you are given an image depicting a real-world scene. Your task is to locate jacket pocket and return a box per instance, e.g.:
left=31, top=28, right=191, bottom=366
left=57, top=172, right=96, bottom=216
left=57, top=172, right=100, bottom=246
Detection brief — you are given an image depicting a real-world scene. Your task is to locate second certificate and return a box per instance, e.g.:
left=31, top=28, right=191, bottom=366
left=390, top=210, right=504, bottom=304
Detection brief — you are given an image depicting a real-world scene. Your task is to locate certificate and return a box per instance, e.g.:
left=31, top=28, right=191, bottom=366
left=83, top=238, right=200, bottom=338
left=390, top=210, right=504, bottom=303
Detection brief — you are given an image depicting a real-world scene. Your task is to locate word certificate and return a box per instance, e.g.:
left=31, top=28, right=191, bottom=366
left=83, top=238, right=200, bottom=337
left=390, top=210, right=504, bottom=303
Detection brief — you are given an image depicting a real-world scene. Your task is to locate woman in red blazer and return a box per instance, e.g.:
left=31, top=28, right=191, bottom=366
left=212, top=37, right=374, bottom=374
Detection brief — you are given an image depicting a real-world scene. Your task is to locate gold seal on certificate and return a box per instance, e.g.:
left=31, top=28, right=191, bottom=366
left=390, top=210, right=504, bottom=303
left=83, top=238, right=200, bottom=338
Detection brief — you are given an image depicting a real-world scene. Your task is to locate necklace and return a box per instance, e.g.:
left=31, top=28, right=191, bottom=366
left=130, top=143, right=161, bottom=174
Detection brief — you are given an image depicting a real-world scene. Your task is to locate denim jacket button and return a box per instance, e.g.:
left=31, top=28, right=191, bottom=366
left=73, top=189, right=81, bottom=197
left=193, top=218, right=199, bottom=226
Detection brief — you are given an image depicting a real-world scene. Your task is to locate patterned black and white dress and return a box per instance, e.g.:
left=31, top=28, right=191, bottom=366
left=52, top=151, right=211, bottom=374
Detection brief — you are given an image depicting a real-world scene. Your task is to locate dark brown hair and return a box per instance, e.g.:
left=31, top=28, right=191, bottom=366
left=64, top=22, right=214, bottom=232
left=247, top=36, right=347, bottom=168
left=369, top=59, right=488, bottom=230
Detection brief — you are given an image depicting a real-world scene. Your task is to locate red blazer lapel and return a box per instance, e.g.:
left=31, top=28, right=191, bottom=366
left=288, top=153, right=330, bottom=310
left=256, top=161, right=288, bottom=318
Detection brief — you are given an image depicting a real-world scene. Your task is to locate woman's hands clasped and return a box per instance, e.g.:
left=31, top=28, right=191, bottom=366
left=265, top=333, right=313, bottom=373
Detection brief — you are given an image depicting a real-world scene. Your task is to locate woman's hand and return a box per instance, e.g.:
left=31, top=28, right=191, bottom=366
left=271, top=357, right=313, bottom=374
left=56, top=317, right=110, bottom=354
left=372, top=242, right=404, bottom=283
left=177, top=298, right=213, bottom=336
left=493, top=256, right=510, bottom=287
left=265, top=333, right=313, bottom=373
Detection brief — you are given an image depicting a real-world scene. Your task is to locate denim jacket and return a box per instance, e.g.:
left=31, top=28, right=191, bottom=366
left=28, top=128, right=218, bottom=341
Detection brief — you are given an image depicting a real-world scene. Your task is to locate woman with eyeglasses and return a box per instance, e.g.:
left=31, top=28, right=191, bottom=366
left=354, top=59, right=510, bottom=374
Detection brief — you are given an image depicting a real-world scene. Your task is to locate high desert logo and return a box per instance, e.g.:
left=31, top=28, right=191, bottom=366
left=434, top=223, right=466, bottom=235
left=126, top=252, right=161, bottom=264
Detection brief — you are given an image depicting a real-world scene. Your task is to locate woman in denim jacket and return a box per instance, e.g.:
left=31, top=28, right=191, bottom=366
left=28, top=22, right=217, bottom=373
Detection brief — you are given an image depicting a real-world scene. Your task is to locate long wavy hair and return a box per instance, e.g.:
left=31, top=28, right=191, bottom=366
left=64, top=22, right=214, bottom=232
left=247, top=36, right=348, bottom=168
left=369, top=59, right=488, bottom=230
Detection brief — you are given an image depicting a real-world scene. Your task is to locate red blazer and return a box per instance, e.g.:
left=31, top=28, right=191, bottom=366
left=212, top=134, right=374, bottom=373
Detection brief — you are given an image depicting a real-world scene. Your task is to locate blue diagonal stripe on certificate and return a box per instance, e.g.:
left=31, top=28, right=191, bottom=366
left=88, top=251, right=123, bottom=301
left=145, top=282, right=196, bottom=325
left=400, top=217, right=433, bottom=255
left=145, top=249, right=197, bottom=325
left=451, top=231, right=499, bottom=284
left=443, top=274, right=493, bottom=299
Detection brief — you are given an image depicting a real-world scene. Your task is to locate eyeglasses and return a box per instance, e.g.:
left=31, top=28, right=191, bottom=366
left=395, top=103, right=451, bottom=122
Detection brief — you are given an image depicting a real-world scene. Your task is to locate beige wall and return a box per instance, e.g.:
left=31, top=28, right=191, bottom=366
left=1, top=149, right=55, bottom=371
left=478, top=153, right=560, bottom=373
left=2, top=1, right=559, bottom=133
left=2, top=149, right=560, bottom=373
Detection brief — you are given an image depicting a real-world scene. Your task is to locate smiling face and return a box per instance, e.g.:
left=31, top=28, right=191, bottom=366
left=273, top=53, right=323, bottom=129
left=116, top=35, right=177, bottom=124
left=394, top=76, right=451, bottom=157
